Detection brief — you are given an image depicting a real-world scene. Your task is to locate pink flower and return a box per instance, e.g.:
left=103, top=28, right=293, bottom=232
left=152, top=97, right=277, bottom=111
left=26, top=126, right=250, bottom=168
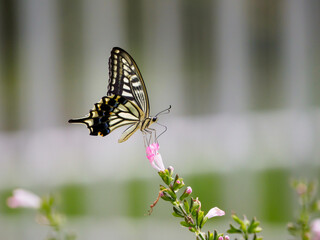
left=312, top=218, right=320, bottom=240
left=146, top=143, right=159, bottom=161
left=7, top=189, right=42, bottom=209
left=218, top=237, right=223, bottom=240
left=224, top=236, right=230, bottom=240
left=205, top=207, right=225, bottom=219
left=146, top=143, right=165, bottom=171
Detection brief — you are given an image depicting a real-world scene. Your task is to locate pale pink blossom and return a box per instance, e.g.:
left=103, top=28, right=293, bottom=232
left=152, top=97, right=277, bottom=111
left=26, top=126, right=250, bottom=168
left=312, top=218, right=320, bottom=240
left=224, top=236, right=230, bottom=240
left=218, top=236, right=223, bottom=240
left=7, top=189, right=41, bottom=209
left=146, top=143, right=165, bottom=171
left=205, top=207, right=225, bottom=219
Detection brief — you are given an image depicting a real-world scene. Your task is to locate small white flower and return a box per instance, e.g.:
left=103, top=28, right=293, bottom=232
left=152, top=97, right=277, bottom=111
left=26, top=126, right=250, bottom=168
left=7, top=189, right=42, bottom=209
left=205, top=207, right=225, bottom=219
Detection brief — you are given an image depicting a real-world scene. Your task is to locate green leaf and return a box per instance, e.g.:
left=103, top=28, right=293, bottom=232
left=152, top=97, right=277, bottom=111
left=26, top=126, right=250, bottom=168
left=248, top=218, right=260, bottom=233
left=213, top=230, right=218, bottom=240
left=189, top=198, right=194, bottom=212
left=183, top=200, right=190, bottom=214
left=227, top=224, right=242, bottom=234
left=173, top=207, right=184, bottom=217
left=197, top=210, right=204, bottom=228
left=166, top=188, right=177, bottom=200
left=160, top=191, right=174, bottom=202
left=172, top=212, right=183, bottom=218
left=232, top=214, right=243, bottom=225
left=201, top=216, right=208, bottom=229
left=311, top=200, right=320, bottom=212
left=180, top=221, right=190, bottom=227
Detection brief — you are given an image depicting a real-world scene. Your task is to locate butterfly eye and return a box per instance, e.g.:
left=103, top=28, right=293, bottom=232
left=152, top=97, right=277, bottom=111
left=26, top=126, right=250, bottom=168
left=152, top=117, right=157, bottom=122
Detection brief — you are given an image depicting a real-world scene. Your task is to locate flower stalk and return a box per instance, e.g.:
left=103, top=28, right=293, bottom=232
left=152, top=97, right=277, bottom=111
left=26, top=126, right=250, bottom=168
left=146, top=143, right=227, bottom=240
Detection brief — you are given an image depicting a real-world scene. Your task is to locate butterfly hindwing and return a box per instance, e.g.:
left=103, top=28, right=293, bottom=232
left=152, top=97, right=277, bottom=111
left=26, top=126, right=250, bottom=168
left=68, top=95, right=143, bottom=137
left=108, top=47, right=150, bottom=117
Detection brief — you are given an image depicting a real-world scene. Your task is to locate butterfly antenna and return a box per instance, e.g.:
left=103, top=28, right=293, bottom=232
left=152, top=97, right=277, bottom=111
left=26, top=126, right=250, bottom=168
left=155, top=105, right=172, bottom=118
left=156, top=122, right=168, bottom=141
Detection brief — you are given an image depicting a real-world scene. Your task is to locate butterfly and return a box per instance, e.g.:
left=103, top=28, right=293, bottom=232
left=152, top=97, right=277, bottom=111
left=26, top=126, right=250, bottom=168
left=69, top=47, right=169, bottom=144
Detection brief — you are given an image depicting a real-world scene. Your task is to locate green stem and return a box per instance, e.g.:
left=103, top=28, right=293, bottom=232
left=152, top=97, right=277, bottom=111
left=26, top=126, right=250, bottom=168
left=196, top=232, right=206, bottom=240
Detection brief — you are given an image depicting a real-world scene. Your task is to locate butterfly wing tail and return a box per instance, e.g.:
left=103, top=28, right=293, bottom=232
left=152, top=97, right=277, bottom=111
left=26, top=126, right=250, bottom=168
left=68, top=118, right=86, bottom=124
left=69, top=116, right=111, bottom=136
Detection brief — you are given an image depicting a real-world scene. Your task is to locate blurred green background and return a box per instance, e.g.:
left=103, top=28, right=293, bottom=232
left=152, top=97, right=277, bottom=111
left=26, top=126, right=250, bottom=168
left=0, top=0, right=320, bottom=239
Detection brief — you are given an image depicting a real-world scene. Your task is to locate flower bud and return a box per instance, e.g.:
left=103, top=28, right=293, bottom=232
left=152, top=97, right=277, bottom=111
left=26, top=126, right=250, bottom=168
left=191, top=197, right=201, bottom=216
left=158, top=170, right=173, bottom=185
left=168, top=166, right=174, bottom=175
left=173, top=178, right=185, bottom=191
left=179, top=186, right=192, bottom=201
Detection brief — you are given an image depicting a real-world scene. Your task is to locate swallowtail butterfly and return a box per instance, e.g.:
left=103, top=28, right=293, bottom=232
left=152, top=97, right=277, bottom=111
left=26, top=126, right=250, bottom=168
left=69, top=47, right=164, bottom=143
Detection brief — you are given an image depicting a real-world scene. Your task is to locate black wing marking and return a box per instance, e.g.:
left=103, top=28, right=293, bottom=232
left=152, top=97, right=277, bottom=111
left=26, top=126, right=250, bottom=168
left=107, top=47, right=150, bottom=117
left=68, top=95, right=143, bottom=138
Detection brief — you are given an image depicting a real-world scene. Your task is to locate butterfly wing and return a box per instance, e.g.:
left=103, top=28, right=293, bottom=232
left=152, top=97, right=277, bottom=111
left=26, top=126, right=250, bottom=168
left=108, top=47, right=150, bottom=117
left=68, top=95, right=144, bottom=140
left=69, top=47, right=150, bottom=143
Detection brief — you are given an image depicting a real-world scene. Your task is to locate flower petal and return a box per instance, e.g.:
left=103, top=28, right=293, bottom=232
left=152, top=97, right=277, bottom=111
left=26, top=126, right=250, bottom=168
left=7, top=189, right=41, bottom=209
left=153, top=154, right=165, bottom=171
left=146, top=143, right=165, bottom=171
left=311, top=218, right=320, bottom=239
left=205, top=207, right=225, bottom=219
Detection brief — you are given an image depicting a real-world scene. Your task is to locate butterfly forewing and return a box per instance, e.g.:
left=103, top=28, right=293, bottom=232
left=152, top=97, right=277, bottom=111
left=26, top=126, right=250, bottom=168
left=108, top=47, right=150, bottom=117
left=68, top=95, right=143, bottom=137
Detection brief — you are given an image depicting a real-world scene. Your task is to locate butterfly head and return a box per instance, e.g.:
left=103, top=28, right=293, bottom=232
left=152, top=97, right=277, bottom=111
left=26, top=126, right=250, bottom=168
left=144, top=116, right=157, bottom=128
left=152, top=116, right=158, bottom=123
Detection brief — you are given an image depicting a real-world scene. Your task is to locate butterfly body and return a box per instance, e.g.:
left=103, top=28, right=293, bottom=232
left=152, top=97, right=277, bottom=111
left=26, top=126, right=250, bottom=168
left=69, top=47, right=157, bottom=143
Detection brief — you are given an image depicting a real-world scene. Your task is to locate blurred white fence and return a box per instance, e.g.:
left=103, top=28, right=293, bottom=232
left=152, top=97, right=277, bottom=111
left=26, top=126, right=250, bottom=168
left=0, top=0, right=319, bottom=189
left=1, top=109, right=319, bottom=190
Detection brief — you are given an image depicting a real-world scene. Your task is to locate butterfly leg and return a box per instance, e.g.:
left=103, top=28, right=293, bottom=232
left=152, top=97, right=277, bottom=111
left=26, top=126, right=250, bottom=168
left=143, top=132, right=149, bottom=148
left=143, top=128, right=157, bottom=146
